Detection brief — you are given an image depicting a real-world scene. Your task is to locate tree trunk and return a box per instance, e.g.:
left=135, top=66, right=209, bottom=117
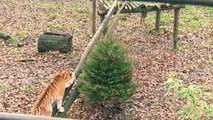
left=53, top=0, right=118, bottom=117
left=73, top=0, right=118, bottom=78
left=38, top=32, right=72, bottom=53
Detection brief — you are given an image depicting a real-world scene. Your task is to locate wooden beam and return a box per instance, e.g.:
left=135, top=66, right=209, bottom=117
left=155, top=9, right=161, bottom=31
left=73, top=0, right=118, bottom=79
left=104, top=2, right=126, bottom=38
left=97, top=4, right=185, bottom=16
left=99, top=5, right=184, bottom=15
left=173, top=8, right=180, bottom=49
left=124, top=0, right=213, bottom=7
left=54, top=0, right=118, bottom=117
left=92, top=0, right=96, bottom=35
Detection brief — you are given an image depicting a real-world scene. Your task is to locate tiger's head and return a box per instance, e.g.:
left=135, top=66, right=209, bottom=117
left=53, top=71, right=75, bottom=88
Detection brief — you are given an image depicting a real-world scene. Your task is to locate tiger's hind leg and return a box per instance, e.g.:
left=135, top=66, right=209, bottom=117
left=42, top=105, right=52, bottom=116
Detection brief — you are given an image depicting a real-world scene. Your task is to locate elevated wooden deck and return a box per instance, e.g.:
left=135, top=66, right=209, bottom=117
left=93, top=0, right=185, bottom=49
left=98, top=0, right=184, bottom=15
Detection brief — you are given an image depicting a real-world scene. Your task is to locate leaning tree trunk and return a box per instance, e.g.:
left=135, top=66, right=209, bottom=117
left=54, top=0, right=118, bottom=117
left=38, top=32, right=73, bottom=53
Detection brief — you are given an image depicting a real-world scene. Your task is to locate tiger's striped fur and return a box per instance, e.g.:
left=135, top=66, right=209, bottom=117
left=31, top=71, right=75, bottom=116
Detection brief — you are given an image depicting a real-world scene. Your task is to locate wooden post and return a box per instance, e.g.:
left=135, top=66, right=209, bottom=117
left=140, top=10, right=147, bottom=23
left=155, top=9, right=161, bottom=31
left=100, top=15, right=105, bottom=23
left=173, top=8, right=180, bottom=49
left=92, top=0, right=96, bottom=35
left=54, top=0, right=118, bottom=117
left=141, top=10, right=147, bottom=19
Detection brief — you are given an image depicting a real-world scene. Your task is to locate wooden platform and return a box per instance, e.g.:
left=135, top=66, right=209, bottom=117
left=98, top=0, right=184, bottom=15
left=93, top=0, right=185, bottom=49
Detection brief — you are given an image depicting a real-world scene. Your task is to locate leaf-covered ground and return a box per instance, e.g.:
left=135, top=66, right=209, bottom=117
left=0, top=0, right=212, bottom=119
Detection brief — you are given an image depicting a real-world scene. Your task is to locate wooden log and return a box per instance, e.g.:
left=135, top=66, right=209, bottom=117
left=173, top=8, right=180, bottom=49
left=0, top=33, right=11, bottom=40
left=92, top=0, right=96, bottom=35
left=38, top=32, right=72, bottom=53
left=98, top=5, right=184, bottom=15
left=155, top=9, right=161, bottom=31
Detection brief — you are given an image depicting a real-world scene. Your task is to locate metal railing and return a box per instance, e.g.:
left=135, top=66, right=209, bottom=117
left=0, top=112, right=74, bottom=120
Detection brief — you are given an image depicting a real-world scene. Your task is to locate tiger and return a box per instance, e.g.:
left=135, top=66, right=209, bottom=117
left=31, top=71, right=75, bottom=116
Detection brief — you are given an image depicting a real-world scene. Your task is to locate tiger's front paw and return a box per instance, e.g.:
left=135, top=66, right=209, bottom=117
left=58, top=107, right=65, bottom=112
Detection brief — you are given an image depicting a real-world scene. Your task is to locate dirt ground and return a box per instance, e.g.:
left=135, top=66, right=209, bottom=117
left=0, top=0, right=212, bottom=120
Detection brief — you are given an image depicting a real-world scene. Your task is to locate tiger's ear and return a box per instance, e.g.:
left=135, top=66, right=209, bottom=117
left=63, top=71, right=69, bottom=75
left=53, top=73, right=61, bottom=80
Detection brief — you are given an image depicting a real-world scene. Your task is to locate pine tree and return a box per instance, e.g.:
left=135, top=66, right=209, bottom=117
left=79, top=36, right=135, bottom=103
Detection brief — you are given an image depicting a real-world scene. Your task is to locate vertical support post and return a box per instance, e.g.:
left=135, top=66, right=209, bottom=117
left=155, top=9, right=161, bottom=31
left=100, top=15, right=105, bottom=23
left=173, top=8, right=180, bottom=49
left=100, top=15, right=106, bottom=37
left=92, top=0, right=96, bottom=35
left=141, top=10, right=147, bottom=19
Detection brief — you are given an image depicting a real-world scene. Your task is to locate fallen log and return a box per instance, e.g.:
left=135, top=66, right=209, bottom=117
left=0, top=33, right=11, bottom=40
left=38, top=32, right=73, bottom=53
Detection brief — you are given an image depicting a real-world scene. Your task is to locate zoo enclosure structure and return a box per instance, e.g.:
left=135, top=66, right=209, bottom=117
left=1, top=0, right=212, bottom=119
left=52, top=0, right=213, bottom=118
left=92, top=0, right=185, bottom=49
